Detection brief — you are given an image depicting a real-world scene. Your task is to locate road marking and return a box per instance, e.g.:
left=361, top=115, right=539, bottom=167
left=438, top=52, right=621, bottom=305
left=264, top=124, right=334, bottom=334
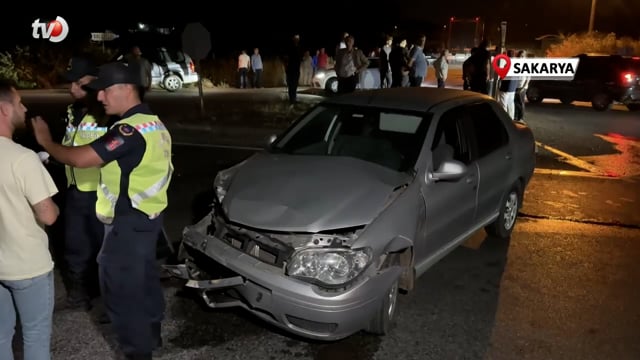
left=174, top=142, right=262, bottom=151
left=533, top=168, right=621, bottom=179
left=535, top=141, right=606, bottom=175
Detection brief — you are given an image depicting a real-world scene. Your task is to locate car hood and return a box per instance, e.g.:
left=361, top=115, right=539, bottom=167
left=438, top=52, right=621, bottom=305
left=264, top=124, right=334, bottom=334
left=222, top=153, right=411, bottom=233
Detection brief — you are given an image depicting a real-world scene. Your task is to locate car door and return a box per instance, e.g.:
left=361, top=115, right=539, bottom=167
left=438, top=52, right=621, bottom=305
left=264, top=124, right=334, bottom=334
left=417, top=106, right=479, bottom=260
left=464, top=101, right=513, bottom=225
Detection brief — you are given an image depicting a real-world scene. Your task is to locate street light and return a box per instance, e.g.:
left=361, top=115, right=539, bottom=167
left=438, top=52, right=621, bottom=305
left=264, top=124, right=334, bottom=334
left=588, top=0, right=597, bottom=32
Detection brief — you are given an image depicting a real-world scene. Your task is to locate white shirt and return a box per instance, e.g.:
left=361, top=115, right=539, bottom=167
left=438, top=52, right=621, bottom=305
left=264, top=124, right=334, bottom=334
left=0, top=137, right=58, bottom=280
left=238, top=53, right=250, bottom=69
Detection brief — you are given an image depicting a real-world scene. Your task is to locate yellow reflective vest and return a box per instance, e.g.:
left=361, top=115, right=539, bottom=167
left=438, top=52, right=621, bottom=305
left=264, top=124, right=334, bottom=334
left=61, top=104, right=108, bottom=192
left=95, top=113, right=173, bottom=224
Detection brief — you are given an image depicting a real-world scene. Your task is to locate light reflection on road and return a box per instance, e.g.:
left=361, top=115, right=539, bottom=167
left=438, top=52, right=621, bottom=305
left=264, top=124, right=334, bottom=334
left=580, top=133, right=640, bottom=178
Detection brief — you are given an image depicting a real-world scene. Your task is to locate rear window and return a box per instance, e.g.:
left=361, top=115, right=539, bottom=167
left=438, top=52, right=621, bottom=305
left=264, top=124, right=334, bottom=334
left=620, top=58, right=640, bottom=72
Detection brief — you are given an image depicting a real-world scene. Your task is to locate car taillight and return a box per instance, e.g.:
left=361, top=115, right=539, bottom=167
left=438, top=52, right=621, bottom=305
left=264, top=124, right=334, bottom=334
left=622, top=72, right=636, bottom=84
left=189, top=60, right=195, bottom=73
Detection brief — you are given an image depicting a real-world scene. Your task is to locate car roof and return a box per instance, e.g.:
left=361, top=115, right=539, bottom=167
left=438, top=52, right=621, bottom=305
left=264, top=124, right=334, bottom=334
left=321, top=87, right=492, bottom=112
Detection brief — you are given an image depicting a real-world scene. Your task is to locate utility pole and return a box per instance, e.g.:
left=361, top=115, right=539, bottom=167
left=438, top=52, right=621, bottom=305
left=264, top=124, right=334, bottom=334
left=588, top=0, right=597, bottom=32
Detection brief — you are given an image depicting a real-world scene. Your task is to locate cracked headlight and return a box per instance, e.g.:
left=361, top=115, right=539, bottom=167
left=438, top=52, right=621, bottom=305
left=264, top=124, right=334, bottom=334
left=286, top=247, right=372, bottom=287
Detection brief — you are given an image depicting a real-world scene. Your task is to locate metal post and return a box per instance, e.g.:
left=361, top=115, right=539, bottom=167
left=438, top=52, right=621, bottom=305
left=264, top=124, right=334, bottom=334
left=474, top=18, right=480, bottom=47
left=500, top=21, right=507, bottom=54
left=447, top=17, right=453, bottom=49
left=588, top=0, right=597, bottom=32
left=196, top=59, right=205, bottom=116
left=490, top=21, right=508, bottom=99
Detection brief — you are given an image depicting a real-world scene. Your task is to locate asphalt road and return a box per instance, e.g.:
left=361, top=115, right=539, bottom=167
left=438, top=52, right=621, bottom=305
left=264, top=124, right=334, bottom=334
left=12, top=88, right=640, bottom=360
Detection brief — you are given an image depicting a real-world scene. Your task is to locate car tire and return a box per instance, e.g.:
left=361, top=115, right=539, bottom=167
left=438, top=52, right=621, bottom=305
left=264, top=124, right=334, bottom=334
left=591, top=93, right=611, bottom=111
left=485, top=182, right=522, bottom=239
left=163, top=74, right=183, bottom=92
left=526, top=87, right=543, bottom=103
left=366, top=279, right=399, bottom=335
left=626, top=104, right=640, bottom=112
left=560, top=96, right=573, bottom=105
left=325, top=78, right=338, bottom=94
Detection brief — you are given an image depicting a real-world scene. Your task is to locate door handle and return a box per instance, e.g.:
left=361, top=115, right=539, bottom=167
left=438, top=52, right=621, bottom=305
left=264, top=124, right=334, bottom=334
left=465, top=176, right=475, bottom=184
left=505, top=153, right=512, bottom=160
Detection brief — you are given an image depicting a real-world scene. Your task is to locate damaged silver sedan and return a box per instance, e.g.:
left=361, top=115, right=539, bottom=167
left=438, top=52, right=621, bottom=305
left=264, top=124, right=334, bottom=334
left=165, top=87, right=536, bottom=341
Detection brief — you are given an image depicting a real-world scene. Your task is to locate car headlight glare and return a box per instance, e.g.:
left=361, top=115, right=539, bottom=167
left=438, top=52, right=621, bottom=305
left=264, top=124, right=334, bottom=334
left=287, top=247, right=372, bottom=287
left=314, top=72, right=325, bottom=79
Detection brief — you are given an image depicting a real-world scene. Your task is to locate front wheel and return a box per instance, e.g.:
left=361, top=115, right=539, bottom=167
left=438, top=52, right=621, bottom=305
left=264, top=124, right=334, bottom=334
left=366, top=279, right=399, bottom=335
left=591, top=93, right=611, bottom=111
left=485, top=183, right=522, bottom=239
left=526, top=87, right=543, bottom=103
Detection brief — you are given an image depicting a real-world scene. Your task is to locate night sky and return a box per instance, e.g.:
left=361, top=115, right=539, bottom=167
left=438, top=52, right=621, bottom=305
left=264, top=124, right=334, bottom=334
left=2, top=0, right=638, bottom=57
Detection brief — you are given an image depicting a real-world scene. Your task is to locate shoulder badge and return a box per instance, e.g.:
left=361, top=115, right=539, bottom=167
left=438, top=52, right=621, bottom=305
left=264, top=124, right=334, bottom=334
left=118, top=124, right=135, bottom=136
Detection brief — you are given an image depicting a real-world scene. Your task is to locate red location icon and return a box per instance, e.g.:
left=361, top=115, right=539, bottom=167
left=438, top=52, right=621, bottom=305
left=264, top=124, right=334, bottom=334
left=492, top=54, right=511, bottom=79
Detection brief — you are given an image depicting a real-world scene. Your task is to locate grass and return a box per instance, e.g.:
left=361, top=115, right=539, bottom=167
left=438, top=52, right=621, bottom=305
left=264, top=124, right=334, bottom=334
left=546, top=32, right=640, bottom=57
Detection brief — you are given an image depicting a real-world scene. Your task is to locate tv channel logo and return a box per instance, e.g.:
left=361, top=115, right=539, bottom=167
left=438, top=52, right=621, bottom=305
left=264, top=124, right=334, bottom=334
left=32, top=16, right=69, bottom=43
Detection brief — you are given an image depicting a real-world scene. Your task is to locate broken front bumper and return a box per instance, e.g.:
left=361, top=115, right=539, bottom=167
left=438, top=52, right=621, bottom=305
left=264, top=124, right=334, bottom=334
left=164, top=221, right=402, bottom=341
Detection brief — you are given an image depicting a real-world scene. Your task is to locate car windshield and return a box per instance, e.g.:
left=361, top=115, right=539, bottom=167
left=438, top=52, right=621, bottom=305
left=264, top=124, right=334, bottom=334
left=271, top=105, right=432, bottom=172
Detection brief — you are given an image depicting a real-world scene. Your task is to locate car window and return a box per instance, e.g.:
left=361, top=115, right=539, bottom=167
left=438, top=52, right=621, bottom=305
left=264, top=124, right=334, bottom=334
left=621, top=58, right=640, bottom=73
left=274, top=106, right=337, bottom=154
left=144, top=49, right=164, bottom=64
left=465, top=102, right=510, bottom=158
left=165, top=49, right=186, bottom=63
left=431, top=107, right=472, bottom=166
left=575, top=57, right=625, bottom=81
left=574, top=57, right=598, bottom=80
left=273, top=105, right=432, bottom=172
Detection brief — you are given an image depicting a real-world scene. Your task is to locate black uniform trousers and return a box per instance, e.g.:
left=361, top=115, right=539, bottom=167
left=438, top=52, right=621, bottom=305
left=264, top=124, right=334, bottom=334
left=64, top=186, right=104, bottom=298
left=97, top=211, right=165, bottom=356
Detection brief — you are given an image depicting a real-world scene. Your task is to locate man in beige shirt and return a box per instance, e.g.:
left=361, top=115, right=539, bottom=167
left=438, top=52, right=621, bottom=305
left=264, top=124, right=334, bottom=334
left=0, top=80, right=60, bottom=360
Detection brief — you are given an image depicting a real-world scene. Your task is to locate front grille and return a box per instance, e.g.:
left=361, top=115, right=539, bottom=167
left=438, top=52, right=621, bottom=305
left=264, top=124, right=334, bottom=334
left=218, top=225, right=294, bottom=268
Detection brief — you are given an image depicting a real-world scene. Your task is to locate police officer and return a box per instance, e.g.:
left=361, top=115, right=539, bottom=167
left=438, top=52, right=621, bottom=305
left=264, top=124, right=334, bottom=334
left=57, top=57, right=112, bottom=311
left=31, top=62, right=173, bottom=360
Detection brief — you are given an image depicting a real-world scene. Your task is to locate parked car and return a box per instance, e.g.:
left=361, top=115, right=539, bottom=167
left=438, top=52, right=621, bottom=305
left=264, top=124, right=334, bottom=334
left=313, top=57, right=380, bottom=94
left=164, top=87, right=536, bottom=341
left=526, top=54, right=640, bottom=111
left=117, top=47, right=199, bottom=92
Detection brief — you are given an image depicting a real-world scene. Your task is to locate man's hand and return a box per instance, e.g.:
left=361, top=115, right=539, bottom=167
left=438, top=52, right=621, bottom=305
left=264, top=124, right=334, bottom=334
left=31, top=116, right=53, bottom=147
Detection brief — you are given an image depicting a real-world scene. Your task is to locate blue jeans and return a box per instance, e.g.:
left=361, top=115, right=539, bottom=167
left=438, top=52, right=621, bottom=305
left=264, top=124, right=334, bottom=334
left=0, top=271, right=54, bottom=360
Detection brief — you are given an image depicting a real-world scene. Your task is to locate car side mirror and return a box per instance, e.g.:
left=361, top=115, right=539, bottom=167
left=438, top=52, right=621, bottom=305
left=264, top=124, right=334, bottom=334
left=428, top=160, right=467, bottom=182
